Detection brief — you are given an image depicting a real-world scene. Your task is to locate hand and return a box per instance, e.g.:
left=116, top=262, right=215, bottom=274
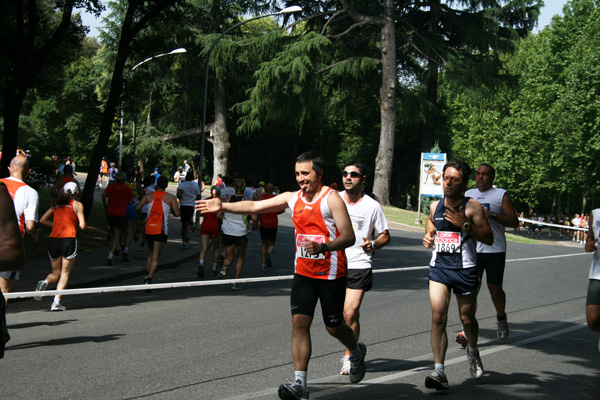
left=359, top=237, right=373, bottom=253
left=444, top=206, right=468, bottom=229
left=423, top=229, right=435, bottom=248
left=585, top=238, right=598, bottom=253
left=304, top=239, right=322, bottom=256
left=196, top=189, right=222, bottom=213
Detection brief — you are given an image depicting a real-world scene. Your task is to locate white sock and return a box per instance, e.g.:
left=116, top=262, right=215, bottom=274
left=124, top=247, right=129, bottom=253
left=53, top=296, right=61, bottom=304
left=108, top=252, right=114, bottom=259
left=199, top=259, right=204, bottom=265
left=435, top=363, right=444, bottom=373
left=294, top=371, right=307, bottom=388
left=467, top=345, right=478, bottom=356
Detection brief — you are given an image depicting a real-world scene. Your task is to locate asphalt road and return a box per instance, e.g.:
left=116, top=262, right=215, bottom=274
left=2, top=215, right=598, bottom=400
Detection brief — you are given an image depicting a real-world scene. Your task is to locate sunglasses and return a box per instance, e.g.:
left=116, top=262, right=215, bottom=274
left=342, top=171, right=362, bottom=178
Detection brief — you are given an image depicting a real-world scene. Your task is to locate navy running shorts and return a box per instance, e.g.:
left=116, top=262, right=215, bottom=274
left=180, top=206, right=195, bottom=223
left=290, top=274, right=347, bottom=327
left=429, top=265, right=479, bottom=296
left=107, top=215, right=127, bottom=230
left=346, top=268, right=373, bottom=292
left=0, top=270, right=22, bottom=280
left=476, top=252, right=506, bottom=285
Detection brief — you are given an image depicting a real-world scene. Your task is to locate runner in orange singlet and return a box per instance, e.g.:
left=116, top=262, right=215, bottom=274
left=136, top=176, right=180, bottom=288
left=197, top=151, right=367, bottom=400
left=35, top=182, right=86, bottom=311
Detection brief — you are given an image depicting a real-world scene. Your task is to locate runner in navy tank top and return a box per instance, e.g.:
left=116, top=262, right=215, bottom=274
left=422, top=160, right=493, bottom=391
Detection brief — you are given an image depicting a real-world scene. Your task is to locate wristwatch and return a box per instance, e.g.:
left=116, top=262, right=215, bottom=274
left=320, top=243, right=329, bottom=254
left=462, top=221, right=471, bottom=231
left=491, top=212, right=498, bottom=219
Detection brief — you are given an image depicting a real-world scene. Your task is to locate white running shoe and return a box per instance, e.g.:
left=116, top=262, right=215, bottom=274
left=340, top=354, right=351, bottom=375
left=467, top=349, right=484, bottom=379
left=497, top=316, right=509, bottom=340
left=34, top=280, right=48, bottom=301
left=51, top=302, right=66, bottom=312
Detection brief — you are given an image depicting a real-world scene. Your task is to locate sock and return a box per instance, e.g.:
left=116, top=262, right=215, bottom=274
left=294, top=371, right=307, bottom=388
left=497, top=314, right=507, bottom=321
left=261, top=264, right=266, bottom=268
left=53, top=296, right=60, bottom=304
left=124, top=247, right=129, bottom=253
left=434, top=363, right=444, bottom=373
left=467, top=345, right=478, bottom=356
left=108, top=252, right=114, bottom=259
left=344, top=348, right=350, bottom=357
left=349, top=344, right=361, bottom=361
left=199, top=259, right=204, bottom=266
left=212, top=263, right=217, bottom=269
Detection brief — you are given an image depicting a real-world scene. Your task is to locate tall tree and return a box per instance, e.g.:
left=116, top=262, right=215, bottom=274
left=0, top=0, right=103, bottom=176
left=80, top=0, right=178, bottom=218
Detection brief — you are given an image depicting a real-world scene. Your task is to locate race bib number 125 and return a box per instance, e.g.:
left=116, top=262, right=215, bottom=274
left=296, top=234, right=326, bottom=260
left=434, top=231, right=461, bottom=254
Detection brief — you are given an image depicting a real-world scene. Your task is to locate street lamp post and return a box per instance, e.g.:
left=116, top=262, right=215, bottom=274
left=198, top=5, right=302, bottom=186
left=119, top=48, right=187, bottom=168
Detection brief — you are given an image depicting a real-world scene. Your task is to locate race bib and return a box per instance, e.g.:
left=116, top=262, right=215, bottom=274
left=296, top=234, right=326, bottom=260
left=434, top=231, right=461, bottom=254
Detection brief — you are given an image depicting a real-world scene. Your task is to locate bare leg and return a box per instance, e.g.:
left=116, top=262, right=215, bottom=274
left=429, top=280, right=452, bottom=364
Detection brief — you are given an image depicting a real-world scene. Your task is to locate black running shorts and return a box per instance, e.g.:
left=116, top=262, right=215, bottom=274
left=587, top=279, right=600, bottom=306
left=290, top=274, right=346, bottom=327
left=48, top=237, right=78, bottom=260
left=259, top=226, right=277, bottom=242
left=476, top=252, right=506, bottom=285
left=429, top=265, right=479, bottom=296
left=346, top=268, right=373, bottom=292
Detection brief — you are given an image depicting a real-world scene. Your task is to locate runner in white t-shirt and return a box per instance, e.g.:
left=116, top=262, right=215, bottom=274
left=584, top=209, right=600, bottom=350
left=337, top=161, right=390, bottom=375
left=463, top=164, right=519, bottom=343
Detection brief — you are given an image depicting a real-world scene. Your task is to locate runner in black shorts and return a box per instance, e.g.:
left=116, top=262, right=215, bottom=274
left=337, top=161, right=390, bottom=375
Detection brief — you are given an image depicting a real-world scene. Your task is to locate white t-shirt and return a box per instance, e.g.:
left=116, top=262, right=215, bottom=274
left=465, top=187, right=507, bottom=253
left=221, top=194, right=248, bottom=236
left=6, top=176, right=39, bottom=223
left=341, top=192, right=389, bottom=270
left=590, top=209, right=600, bottom=280
left=178, top=181, right=201, bottom=206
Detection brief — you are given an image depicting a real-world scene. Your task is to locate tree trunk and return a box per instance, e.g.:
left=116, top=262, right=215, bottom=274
left=210, top=76, right=230, bottom=183
left=420, top=0, right=441, bottom=152
left=372, top=0, right=396, bottom=206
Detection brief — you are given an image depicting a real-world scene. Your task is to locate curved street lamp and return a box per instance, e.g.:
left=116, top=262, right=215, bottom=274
left=198, top=5, right=302, bottom=187
left=119, top=48, right=187, bottom=167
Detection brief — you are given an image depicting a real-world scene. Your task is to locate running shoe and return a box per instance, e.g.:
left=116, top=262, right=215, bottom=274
left=278, top=379, right=309, bottom=400
left=218, top=254, right=225, bottom=267
left=349, top=342, right=367, bottom=383
left=106, top=258, right=114, bottom=266
left=455, top=330, right=468, bottom=349
left=50, top=302, right=66, bottom=312
left=467, top=349, right=484, bottom=379
left=231, top=283, right=242, bottom=291
left=265, top=252, right=272, bottom=268
left=197, top=266, right=204, bottom=278
left=218, top=265, right=228, bottom=279
left=210, top=268, right=218, bottom=277
left=139, top=243, right=145, bottom=251
left=144, top=276, right=153, bottom=293
left=425, top=369, right=449, bottom=390
left=34, top=280, right=48, bottom=301
left=122, top=251, right=129, bottom=262
left=182, top=242, right=188, bottom=249
left=340, top=354, right=351, bottom=375
left=497, top=316, right=509, bottom=340
left=260, top=264, right=267, bottom=272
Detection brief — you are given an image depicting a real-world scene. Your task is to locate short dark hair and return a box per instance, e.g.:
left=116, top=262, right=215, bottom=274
left=63, top=164, right=73, bottom=175
left=443, top=160, right=471, bottom=183
left=156, top=175, right=169, bottom=189
left=296, top=151, right=325, bottom=175
left=478, top=163, right=496, bottom=176
left=223, top=176, right=234, bottom=186
left=185, top=171, right=194, bottom=181
left=343, top=161, right=366, bottom=176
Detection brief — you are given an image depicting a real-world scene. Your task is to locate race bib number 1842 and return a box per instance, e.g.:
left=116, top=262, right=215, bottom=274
left=434, top=231, right=461, bottom=254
